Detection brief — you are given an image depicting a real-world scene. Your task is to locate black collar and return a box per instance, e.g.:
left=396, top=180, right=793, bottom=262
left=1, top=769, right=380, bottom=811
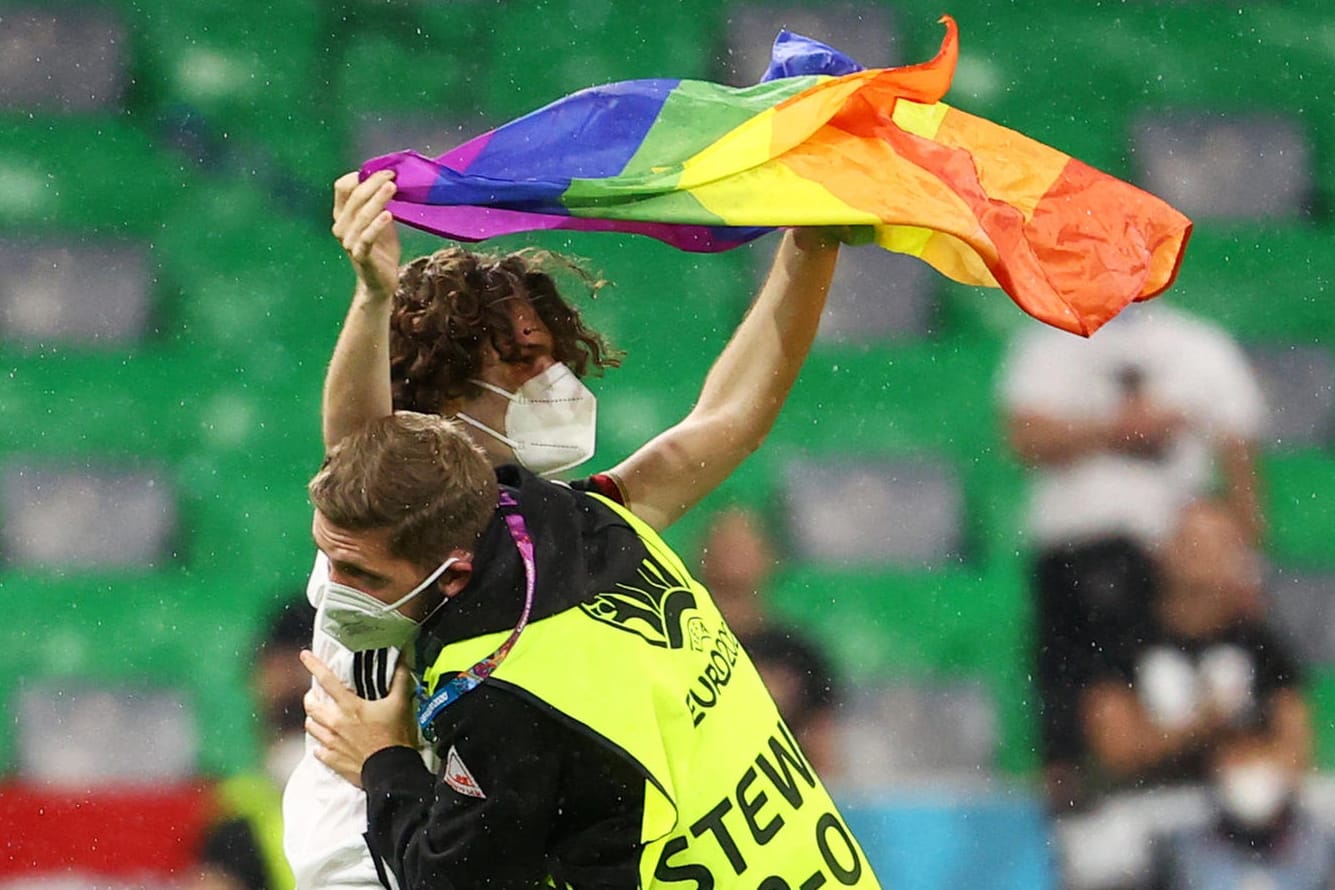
left=415, top=465, right=643, bottom=667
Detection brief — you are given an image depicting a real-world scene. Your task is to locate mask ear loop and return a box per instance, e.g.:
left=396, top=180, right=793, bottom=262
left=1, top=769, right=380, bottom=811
left=416, top=489, right=535, bottom=741
left=379, top=556, right=458, bottom=615
left=468, top=378, right=520, bottom=402
left=453, top=411, right=521, bottom=450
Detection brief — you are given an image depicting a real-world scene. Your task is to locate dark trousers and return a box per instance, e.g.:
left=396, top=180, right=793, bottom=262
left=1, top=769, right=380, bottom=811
left=1033, top=536, right=1158, bottom=767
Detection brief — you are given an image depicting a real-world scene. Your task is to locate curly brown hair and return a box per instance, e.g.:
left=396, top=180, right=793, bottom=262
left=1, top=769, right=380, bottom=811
left=388, top=247, right=622, bottom=413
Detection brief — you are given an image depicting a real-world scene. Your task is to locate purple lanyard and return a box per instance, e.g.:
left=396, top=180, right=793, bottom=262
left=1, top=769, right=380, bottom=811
left=416, top=490, right=534, bottom=740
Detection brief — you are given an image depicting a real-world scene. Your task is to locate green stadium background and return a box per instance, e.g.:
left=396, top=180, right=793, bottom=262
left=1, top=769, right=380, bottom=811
left=1, top=0, right=1332, bottom=782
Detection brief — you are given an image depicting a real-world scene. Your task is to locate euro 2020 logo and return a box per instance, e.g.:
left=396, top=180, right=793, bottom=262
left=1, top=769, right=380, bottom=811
left=580, top=555, right=708, bottom=651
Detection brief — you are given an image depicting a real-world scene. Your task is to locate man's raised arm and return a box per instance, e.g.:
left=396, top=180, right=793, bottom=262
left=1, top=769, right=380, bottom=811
left=322, top=170, right=401, bottom=451
left=608, top=229, right=840, bottom=531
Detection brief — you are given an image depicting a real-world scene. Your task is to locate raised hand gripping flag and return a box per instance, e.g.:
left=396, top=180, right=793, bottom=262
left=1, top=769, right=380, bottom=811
left=362, top=16, right=1191, bottom=336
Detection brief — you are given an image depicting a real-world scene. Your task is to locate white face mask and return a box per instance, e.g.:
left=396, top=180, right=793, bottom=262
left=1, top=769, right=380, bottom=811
left=319, top=557, right=458, bottom=652
left=1217, top=761, right=1293, bottom=828
left=455, top=362, right=596, bottom=477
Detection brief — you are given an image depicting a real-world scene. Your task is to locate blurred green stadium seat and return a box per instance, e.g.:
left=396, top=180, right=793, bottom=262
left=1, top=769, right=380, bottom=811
left=129, top=0, right=340, bottom=195
left=1264, top=452, right=1335, bottom=568
left=0, top=5, right=130, bottom=113
left=768, top=563, right=1034, bottom=771
left=338, top=32, right=480, bottom=128
left=15, top=679, right=198, bottom=784
left=840, top=677, right=1000, bottom=783
left=1307, top=670, right=1335, bottom=767
left=1247, top=342, right=1335, bottom=451
left=0, top=237, right=154, bottom=346
left=482, top=0, right=721, bottom=120
left=1268, top=567, right=1335, bottom=669
left=335, top=26, right=496, bottom=167
left=779, top=451, right=966, bottom=568
left=0, top=569, right=275, bottom=773
left=0, top=348, right=196, bottom=456
left=0, top=461, right=178, bottom=571
left=721, top=2, right=904, bottom=82
left=772, top=338, right=1002, bottom=457
left=0, top=117, right=192, bottom=232
left=1131, top=110, right=1315, bottom=222
left=1155, top=226, right=1335, bottom=343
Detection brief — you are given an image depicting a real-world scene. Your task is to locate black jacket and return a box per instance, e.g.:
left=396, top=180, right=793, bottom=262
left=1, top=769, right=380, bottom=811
left=362, top=467, right=649, bottom=890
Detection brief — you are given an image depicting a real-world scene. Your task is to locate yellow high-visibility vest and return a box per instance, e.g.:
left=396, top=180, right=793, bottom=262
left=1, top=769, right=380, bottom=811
left=215, top=772, right=295, bottom=890
left=426, top=494, right=881, bottom=890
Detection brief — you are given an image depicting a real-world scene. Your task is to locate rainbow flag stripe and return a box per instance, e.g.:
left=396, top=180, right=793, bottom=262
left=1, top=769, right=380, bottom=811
left=362, top=17, right=1191, bottom=335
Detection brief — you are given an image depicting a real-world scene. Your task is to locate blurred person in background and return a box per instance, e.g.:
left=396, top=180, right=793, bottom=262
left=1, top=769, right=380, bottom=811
left=698, top=507, right=842, bottom=780
left=1057, top=500, right=1307, bottom=890
left=189, top=599, right=313, bottom=890
left=999, top=304, right=1266, bottom=810
left=1080, top=499, right=1308, bottom=794
left=1147, top=716, right=1330, bottom=890
left=285, top=170, right=846, bottom=889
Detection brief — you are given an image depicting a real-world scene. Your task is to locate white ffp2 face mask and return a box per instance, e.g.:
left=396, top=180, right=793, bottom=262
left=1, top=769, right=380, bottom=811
left=319, top=557, right=458, bottom=652
left=455, top=362, right=596, bottom=477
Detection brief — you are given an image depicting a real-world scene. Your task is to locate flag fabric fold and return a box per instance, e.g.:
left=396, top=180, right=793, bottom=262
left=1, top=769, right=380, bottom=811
left=362, top=16, right=1191, bottom=336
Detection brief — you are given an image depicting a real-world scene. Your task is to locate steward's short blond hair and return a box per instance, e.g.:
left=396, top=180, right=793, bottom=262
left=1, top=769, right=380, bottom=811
left=309, top=412, right=498, bottom=567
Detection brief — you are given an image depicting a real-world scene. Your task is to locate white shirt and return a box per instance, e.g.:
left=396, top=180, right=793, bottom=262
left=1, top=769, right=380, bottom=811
left=999, top=305, right=1264, bottom=548
left=282, top=554, right=422, bottom=890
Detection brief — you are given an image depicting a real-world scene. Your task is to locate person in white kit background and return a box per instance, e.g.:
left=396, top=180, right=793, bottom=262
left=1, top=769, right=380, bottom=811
left=283, top=169, right=845, bottom=888
left=998, top=302, right=1267, bottom=812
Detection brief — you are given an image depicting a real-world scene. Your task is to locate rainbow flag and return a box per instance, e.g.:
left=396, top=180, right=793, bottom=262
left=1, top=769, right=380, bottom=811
left=362, top=17, right=1191, bottom=336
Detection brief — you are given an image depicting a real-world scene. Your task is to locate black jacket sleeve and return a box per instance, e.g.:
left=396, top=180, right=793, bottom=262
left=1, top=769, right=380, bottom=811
left=362, top=684, right=567, bottom=890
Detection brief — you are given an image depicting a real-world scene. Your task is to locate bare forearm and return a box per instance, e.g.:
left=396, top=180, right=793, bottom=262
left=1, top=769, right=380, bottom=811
left=1095, top=721, right=1218, bottom=779
left=1267, top=692, right=1312, bottom=770
left=1084, top=689, right=1220, bottom=779
left=1218, top=437, right=1265, bottom=543
left=322, top=284, right=394, bottom=451
left=693, top=231, right=837, bottom=438
left=612, top=231, right=837, bottom=530
left=324, top=170, right=402, bottom=451
left=1008, top=411, right=1112, bottom=466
